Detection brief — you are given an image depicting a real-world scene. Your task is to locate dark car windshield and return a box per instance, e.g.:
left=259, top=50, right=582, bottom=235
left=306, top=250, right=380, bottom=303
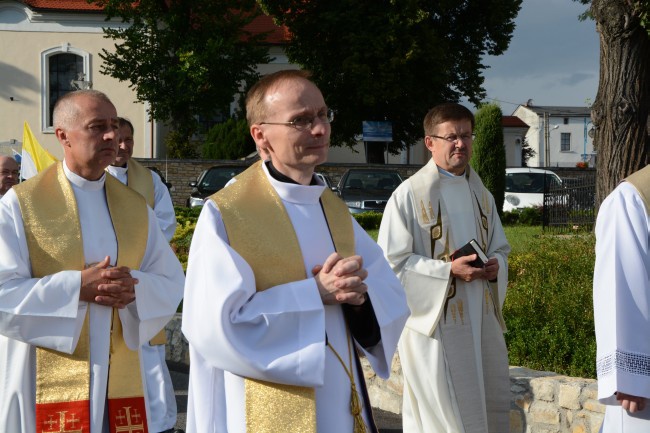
left=506, top=172, right=561, bottom=193
left=343, top=171, right=402, bottom=190
left=199, top=167, right=245, bottom=192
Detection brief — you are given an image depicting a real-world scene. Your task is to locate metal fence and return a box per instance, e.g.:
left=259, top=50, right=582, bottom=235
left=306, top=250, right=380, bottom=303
left=543, top=172, right=596, bottom=232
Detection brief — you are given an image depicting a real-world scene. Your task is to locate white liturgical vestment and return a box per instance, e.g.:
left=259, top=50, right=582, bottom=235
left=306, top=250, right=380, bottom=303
left=182, top=162, right=409, bottom=433
left=0, top=161, right=185, bottom=433
left=594, top=181, right=650, bottom=432
left=107, top=162, right=180, bottom=432
left=378, top=159, right=510, bottom=433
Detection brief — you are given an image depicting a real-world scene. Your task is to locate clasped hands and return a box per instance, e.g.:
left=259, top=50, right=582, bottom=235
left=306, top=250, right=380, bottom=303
left=79, top=256, right=138, bottom=309
left=313, top=253, right=368, bottom=306
left=451, top=255, right=499, bottom=282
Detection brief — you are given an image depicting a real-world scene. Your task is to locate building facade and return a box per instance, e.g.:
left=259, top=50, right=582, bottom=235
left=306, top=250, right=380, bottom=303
left=513, top=104, right=595, bottom=168
left=0, top=0, right=292, bottom=159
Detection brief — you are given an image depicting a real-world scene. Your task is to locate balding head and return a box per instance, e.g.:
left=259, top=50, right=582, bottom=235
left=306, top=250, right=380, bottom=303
left=53, top=90, right=115, bottom=131
left=0, top=156, right=20, bottom=195
left=53, top=90, right=119, bottom=180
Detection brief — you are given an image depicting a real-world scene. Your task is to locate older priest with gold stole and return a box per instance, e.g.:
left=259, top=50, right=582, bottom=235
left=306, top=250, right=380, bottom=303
left=182, top=70, right=409, bottom=433
left=0, top=90, right=185, bottom=433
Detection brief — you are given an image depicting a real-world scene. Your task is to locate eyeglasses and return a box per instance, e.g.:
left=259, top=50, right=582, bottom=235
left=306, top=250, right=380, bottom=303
left=260, top=109, right=335, bottom=131
left=0, top=170, right=19, bottom=177
left=429, top=133, right=475, bottom=144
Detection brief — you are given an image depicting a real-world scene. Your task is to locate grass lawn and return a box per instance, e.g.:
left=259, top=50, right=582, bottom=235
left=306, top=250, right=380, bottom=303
left=503, top=225, right=544, bottom=254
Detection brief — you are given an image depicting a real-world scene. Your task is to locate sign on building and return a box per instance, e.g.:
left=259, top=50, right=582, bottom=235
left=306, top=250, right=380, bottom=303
left=362, top=121, right=392, bottom=142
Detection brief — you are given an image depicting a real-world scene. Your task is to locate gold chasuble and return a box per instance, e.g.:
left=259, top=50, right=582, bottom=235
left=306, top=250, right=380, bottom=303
left=211, top=161, right=355, bottom=433
left=13, top=163, right=150, bottom=433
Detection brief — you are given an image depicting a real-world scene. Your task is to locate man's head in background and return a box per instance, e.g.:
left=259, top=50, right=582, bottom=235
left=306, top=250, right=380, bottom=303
left=114, top=117, right=135, bottom=168
left=0, top=156, right=19, bottom=195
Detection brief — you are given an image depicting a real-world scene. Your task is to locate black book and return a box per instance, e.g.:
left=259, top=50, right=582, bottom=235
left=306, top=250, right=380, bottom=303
left=450, top=239, right=489, bottom=268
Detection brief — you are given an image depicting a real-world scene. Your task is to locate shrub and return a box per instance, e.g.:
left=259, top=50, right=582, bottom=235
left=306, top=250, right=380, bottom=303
left=202, top=118, right=256, bottom=160
left=171, top=206, right=201, bottom=270
left=503, top=232, right=596, bottom=378
left=470, top=103, right=506, bottom=215
left=353, top=211, right=383, bottom=230
left=502, top=206, right=543, bottom=226
left=165, top=130, right=198, bottom=159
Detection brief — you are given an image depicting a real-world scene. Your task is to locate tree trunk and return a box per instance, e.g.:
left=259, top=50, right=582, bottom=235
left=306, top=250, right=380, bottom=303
left=591, top=0, right=650, bottom=207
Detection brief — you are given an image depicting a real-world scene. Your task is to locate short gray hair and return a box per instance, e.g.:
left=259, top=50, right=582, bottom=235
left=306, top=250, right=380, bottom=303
left=53, top=90, right=114, bottom=129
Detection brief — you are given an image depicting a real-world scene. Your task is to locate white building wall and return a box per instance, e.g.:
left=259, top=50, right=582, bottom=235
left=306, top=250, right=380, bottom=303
left=503, top=127, right=528, bottom=167
left=513, top=106, right=595, bottom=168
left=0, top=2, right=154, bottom=159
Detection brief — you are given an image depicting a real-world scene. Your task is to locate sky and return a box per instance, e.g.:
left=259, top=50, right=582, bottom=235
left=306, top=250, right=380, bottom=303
left=477, top=0, right=600, bottom=114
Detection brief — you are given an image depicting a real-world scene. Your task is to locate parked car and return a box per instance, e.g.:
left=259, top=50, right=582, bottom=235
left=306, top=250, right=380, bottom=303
left=504, top=167, right=563, bottom=212
left=315, top=172, right=334, bottom=188
left=336, top=168, right=403, bottom=214
left=147, top=166, right=173, bottom=192
left=187, top=165, right=247, bottom=207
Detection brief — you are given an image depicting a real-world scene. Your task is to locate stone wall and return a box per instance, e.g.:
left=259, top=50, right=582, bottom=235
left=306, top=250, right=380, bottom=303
left=164, top=315, right=604, bottom=432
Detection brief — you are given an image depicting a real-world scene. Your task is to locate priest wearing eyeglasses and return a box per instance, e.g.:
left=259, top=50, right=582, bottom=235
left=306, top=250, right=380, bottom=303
left=378, top=103, right=510, bottom=433
left=182, top=70, right=409, bottom=433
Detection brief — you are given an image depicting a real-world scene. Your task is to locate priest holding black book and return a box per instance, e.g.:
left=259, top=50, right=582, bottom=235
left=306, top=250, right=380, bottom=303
left=378, top=102, right=511, bottom=433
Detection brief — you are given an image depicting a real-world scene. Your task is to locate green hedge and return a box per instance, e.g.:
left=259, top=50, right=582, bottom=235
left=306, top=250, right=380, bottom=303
left=503, top=230, right=596, bottom=378
left=501, top=206, right=543, bottom=226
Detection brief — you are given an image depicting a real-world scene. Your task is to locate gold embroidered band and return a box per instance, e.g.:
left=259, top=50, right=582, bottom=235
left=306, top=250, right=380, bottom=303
left=15, top=163, right=150, bottom=433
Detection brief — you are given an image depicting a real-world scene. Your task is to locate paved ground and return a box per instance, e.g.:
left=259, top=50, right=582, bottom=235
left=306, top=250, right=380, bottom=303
left=169, top=367, right=403, bottom=432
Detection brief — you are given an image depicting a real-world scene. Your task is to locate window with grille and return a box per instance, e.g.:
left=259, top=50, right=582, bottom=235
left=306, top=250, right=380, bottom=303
left=561, top=133, right=571, bottom=151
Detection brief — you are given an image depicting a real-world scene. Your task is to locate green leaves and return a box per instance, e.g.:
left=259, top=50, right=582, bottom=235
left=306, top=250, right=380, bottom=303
left=470, top=103, right=507, bottom=214
left=257, top=0, right=522, bottom=151
left=202, top=118, right=256, bottom=160
left=504, top=229, right=596, bottom=378
left=94, top=0, right=270, bottom=151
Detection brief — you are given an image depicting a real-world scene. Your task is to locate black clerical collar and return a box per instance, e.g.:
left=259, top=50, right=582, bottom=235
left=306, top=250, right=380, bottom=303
left=265, top=160, right=318, bottom=186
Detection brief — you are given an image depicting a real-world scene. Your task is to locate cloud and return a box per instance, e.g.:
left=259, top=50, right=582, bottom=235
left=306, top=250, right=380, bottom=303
left=559, top=72, right=595, bottom=86
left=478, top=0, right=599, bottom=110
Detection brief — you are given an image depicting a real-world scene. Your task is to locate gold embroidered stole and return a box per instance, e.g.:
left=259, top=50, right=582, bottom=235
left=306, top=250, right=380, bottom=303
left=212, top=161, right=354, bottom=433
left=625, top=164, right=650, bottom=213
left=14, top=163, right=150, bottom=433
left=126, top=159, right=155, bottom=208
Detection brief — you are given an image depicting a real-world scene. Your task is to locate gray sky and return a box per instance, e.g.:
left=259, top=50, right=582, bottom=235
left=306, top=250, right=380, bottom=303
left=478, top=0, right=599, bottom=114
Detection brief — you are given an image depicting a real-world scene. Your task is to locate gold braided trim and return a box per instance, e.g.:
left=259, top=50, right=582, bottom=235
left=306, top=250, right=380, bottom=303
left=212, top=162, right=354, bottom=433
left=327, top=327, right=367, bottom=433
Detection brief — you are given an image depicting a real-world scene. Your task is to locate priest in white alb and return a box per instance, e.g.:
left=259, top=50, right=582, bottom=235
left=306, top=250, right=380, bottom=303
left=107, top=116, right=180, bottom=433
left=594, top=164, right=650, bottom=432
left=378, top=103, right=510, bottom=433
left=182, top=70, right=409, bottom=433
left=0, top=90, right=185, bottom=433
